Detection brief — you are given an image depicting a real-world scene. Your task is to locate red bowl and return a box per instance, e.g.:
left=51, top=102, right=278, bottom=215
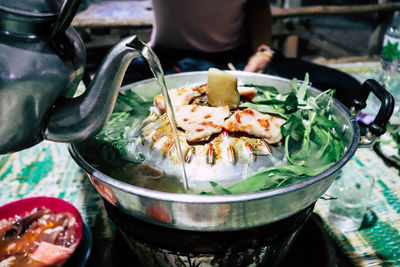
left=0, top=196, right=83, bottom=248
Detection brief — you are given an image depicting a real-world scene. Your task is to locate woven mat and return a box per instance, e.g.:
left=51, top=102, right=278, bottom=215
left=315, top=149, right=400, bottom=266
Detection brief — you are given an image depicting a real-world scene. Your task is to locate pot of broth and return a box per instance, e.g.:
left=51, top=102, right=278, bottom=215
left=68, top=67, right=393, bottom=232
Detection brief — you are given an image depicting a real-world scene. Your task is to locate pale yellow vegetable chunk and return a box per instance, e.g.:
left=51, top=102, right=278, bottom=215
left=207, top=68, right=240, bottom=109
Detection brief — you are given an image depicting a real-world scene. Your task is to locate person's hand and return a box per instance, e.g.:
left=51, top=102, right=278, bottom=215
left=244, top=54, right=271, bottom=73
left=244, top=45, right=273, bottom=73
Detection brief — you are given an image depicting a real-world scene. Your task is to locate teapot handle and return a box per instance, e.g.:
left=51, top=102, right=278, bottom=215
left=51, top=0, right=82, bottom=38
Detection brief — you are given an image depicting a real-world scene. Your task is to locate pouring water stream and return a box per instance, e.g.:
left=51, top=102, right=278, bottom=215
left=127, top=40, right=189, bottom=190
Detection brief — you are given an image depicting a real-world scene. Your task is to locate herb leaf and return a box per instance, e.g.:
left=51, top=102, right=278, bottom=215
left=239, top=102, right=288, bottom=119
left=210, top=163, right=332, bottom=194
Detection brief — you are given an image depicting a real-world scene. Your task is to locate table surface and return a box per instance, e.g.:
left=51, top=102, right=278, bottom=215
left=1, top=61, right=399, bottom=266
left=72, top=1, right=154, bottom=28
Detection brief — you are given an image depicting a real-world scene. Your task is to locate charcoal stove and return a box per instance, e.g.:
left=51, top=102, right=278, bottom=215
left=104, top=200, right=314, bottom=267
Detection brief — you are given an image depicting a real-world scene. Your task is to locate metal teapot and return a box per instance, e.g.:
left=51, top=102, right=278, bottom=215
left=0, top=0, right=147, bottom=154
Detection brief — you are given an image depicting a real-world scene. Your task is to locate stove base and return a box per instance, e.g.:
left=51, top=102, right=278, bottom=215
left=104, top=200, right=314, bottom=267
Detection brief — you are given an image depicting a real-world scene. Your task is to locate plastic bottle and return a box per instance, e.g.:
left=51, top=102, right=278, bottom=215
left=381, top=12, right=400, bottom=73
left=378, top=12, right=400, bottom=127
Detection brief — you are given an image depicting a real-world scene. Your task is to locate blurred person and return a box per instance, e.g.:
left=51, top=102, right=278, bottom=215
left=123, top=0, right=361, bottom=107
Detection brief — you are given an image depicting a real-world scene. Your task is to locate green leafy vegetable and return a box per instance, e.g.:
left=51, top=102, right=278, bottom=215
left=295, top=73, right=309, bottom=103
left=208, top=73, right=344, bottom=194
left=114, top=90, right=154, bottom=115
left=208, top=164, right=332, bottom=195
left=239, top=102, right=289, bottom=119
left=90, top=90, right=154, bottom=159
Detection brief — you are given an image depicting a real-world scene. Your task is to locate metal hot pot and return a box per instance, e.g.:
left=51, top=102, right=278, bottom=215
left=69, top=72, right=393, bottom=266
left=69, top=71, right=393, bottom=231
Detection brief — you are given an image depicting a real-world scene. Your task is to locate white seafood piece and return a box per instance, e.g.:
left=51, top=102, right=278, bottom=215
left=223, top=108, right=286, bottom=144
left=153, top=84, right=207, bottom=115
left=175, top=105, right=230, bottom=143
left=238, top=86, right=257, bottom=100
left=153, top=86, right=194, bottom=114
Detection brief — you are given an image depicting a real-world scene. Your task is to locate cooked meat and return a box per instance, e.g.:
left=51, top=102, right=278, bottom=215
left=29, top=241, right=74, bottom=266
left=153, top=84, right=207, bottom=114
left=223, top=108, right=285, bottom=143
left=175, top=105, right=230, bottom=142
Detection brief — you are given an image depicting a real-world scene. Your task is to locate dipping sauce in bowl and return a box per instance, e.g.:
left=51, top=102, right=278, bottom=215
left=0, top=197, right=83, bottom=267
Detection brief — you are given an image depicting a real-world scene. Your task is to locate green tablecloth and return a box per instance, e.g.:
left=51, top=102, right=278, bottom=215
left=0, top=61, right=399, bottom=266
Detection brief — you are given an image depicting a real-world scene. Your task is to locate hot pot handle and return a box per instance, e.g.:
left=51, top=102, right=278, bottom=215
left=351, top=79, right=394, bottom=147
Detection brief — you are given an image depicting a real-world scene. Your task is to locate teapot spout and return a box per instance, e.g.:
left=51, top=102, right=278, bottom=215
left=44, top=35, right=147, bottom=142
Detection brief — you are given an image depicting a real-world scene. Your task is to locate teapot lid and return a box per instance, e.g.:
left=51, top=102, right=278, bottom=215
left=0, top=0, right=62, bottom=18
